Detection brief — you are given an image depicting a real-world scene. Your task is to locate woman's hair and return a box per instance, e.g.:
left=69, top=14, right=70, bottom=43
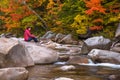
left=26, top=27, right=31, bottom=30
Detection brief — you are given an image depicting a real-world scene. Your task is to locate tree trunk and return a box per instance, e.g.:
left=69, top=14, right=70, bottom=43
left=20, top=0, right=48, bottom=31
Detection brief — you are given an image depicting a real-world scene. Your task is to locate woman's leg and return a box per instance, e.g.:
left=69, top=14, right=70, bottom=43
left=27, top=37, right=33, bottom=41
left=32, top=37, right=38, bottom=42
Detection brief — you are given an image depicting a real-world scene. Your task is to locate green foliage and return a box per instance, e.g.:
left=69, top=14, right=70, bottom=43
left=93, top=25, right=118, bottom=39
left=21, top=15, right=38, bottom=27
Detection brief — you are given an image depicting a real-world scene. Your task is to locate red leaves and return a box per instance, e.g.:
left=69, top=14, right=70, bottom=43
left=84, top=0, right=106, bottom=15
left=90, top=26, right=103, bottom=31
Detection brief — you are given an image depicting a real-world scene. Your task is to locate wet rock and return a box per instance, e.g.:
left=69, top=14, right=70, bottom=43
left=67, top=56, right=89, bottom=64
left=108, top=75, right=116, bottom=80
left=58, top=55, right=70, bottom=62
left=55, top=77, right=74, bottom=80
left=60, top=65, right=75, bottom=71
left=88, top=49, right=120, bottom=64
left=108, top=75, right=120, bottom=80
left=0, top=67, right=28, bottom=80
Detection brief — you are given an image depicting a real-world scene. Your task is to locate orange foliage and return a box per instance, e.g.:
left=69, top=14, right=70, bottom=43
left=56, top=21, right=62, bottom=25
left=90, top=26, right=103, bottom=31
left=0, top=16, right=5, bottom=20
left=84, top=0, right=106, bottom=15
left=0, top=0, right=33, bottom=29
left=93, top=18, right=103, bottom=23
left=10, top=13, right=23, bottom=22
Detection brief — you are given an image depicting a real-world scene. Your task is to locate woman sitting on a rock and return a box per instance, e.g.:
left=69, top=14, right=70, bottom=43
left=24, top=27, right=38, bottom=42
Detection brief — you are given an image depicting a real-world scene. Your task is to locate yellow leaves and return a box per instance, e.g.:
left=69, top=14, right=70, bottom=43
left=38, top=0, right=46, bottom=6
left=47, top=0, right=55, bottom=9
left=74, top=15, right=86, bottom=23
left=109, top=17, right=119, bottom=22
left=47, top=0, right=63, bottom=15
left=0, top=0, right=9, bottom=8
left=118, top=13, right=120, bottom=19
left=76, top=29, right=87, bottom=34
left=51, top=27, right=64, bottom=33
left=71, top=14, right=88, bottom=34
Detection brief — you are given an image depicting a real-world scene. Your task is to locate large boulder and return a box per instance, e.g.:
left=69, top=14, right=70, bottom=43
left=88, top=49, right=120, bottom=64
left=84, top=36, right=112, bottom=50
left=20, top=41, right=59, bottom=64
left=0, top=38, right=34, bottom=68
left=0, top=67, right=28, bottom=80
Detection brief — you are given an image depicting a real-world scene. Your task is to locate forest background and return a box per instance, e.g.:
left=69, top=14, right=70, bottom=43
left=0, top=0, right=120, bottom=39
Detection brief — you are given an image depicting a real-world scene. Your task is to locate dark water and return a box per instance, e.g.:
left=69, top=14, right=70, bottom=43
left=27, top=64, right=120, bottom=80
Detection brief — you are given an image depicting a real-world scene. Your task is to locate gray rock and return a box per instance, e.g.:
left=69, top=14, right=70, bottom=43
left=88, top=49, right=120, bottom=64
left=41, top=31, right=56, bottom=40
left=84, top=36, right=112, bottom=50
left=21, top=41, right=59, bottom=64
left=0, top=38, right=34, bottom=68
left=0, top=67, right=28, bottom=80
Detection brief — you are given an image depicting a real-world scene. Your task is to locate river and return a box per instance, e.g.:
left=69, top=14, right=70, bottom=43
left=27, top=63, right=120, bottom=80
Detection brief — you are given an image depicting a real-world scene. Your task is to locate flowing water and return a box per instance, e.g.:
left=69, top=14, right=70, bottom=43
left=27, top=64, right=120, bottom=80
left=26, top=43, right=120, bottom=80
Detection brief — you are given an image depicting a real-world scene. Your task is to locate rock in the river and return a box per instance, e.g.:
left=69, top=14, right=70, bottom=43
left=88, top=49, right=120, bottom=64
left=55, top=77, right=74, bottom=80
left=67, top=56, right=89, bottom=64
left=0, top=67, right=28, bottom=80
left=84, top=36, right=112, bottom=50
left=60, top=65, right=75, bottom=71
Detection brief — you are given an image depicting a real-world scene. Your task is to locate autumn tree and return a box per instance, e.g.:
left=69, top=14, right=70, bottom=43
left=0, top=0, right=120, bottom=38
left=0, top=0, right=48, bottom=36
